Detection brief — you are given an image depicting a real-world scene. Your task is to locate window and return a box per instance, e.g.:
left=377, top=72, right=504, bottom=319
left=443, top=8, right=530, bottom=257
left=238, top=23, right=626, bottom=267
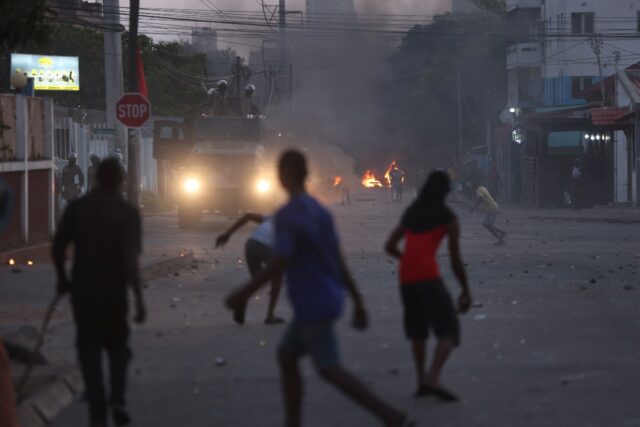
left=571, top=12, right=595, bottom=34
left=571, top=77, right=593, bottom=97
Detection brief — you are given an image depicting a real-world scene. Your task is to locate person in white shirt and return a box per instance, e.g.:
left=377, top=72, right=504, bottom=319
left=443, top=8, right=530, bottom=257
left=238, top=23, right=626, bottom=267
left=470, top=186, right=507, bottom=245
left=216, top=213, right=284, bottom=324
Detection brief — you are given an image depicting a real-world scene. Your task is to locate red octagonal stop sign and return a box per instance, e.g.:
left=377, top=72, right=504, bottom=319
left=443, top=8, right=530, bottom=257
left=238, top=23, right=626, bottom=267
left=116, top=92, right=151, bottom=128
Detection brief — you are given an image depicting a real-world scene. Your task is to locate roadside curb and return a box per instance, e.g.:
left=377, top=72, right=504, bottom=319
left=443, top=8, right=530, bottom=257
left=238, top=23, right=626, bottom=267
left=529, top=215, right=640, bottom=225
left=15, top=251, right=195, bottom=427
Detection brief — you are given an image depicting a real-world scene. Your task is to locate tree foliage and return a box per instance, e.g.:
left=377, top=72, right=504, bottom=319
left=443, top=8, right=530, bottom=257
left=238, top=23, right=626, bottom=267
left=0, top=0, right=51, bottom=53
left=1, top=24, right=238, bottom=116
left=385, top=12, right=508, bottom=165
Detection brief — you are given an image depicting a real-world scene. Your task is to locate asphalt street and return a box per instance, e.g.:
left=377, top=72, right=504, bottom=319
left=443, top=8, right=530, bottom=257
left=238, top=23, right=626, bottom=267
left=48, top=192, right=640, bottom=427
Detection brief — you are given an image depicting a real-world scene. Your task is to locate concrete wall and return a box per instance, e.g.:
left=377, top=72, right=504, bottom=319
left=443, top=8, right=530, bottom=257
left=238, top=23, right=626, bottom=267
left=0, top=95, right=54, bottom=250
left=542, top=0, right=640, bottom=79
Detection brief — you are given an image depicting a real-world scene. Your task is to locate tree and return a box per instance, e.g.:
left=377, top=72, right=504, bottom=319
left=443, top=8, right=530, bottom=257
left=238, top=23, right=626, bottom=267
left=385, top=12, right=508, bottom=166
left=0, top=0, right=51, bottom=53
left=0, top=24, right=239, bottom=116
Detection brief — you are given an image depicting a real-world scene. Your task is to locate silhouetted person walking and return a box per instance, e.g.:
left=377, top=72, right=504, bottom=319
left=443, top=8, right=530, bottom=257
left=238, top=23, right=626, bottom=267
left=87, top=153, right=100, bottom=192
left=53, top=158, right=146, bottom=427
left=226, top=150, right=413, bottom=427
left=61, top=153, right=85, bottom=204
left=385, top=171, right=472, bottom=402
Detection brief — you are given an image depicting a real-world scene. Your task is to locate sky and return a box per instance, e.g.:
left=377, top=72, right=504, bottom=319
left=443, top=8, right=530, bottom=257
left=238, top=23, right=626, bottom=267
left=131, top=0, right=452, bottom=56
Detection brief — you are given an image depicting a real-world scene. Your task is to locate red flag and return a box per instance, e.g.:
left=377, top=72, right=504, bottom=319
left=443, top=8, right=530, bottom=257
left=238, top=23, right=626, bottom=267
left=136, top=48, right=148, bottom=98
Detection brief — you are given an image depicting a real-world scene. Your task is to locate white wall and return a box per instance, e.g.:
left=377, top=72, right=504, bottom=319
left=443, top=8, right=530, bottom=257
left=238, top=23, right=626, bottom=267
left=542, top=0, right=640, bottom=79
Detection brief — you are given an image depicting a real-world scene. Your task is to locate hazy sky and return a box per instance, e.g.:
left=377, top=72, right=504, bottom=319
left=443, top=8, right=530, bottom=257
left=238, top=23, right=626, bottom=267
left=130, top=0, right=451, bottom=55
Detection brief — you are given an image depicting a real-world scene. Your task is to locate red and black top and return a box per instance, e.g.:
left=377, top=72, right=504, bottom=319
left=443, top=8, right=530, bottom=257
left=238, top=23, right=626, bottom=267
left=399, top=203, right=455, bottom=285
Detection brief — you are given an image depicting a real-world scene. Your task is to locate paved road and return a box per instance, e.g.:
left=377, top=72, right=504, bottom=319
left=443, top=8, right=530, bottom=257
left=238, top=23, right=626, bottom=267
left=47, top=194, right=640, bottom=426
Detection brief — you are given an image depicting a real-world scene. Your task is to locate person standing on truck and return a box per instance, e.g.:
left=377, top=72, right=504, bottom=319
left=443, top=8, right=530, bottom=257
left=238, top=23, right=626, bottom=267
left=216, top=213, right=285, bottom=325
left=225, top=150, right=413, bottom=427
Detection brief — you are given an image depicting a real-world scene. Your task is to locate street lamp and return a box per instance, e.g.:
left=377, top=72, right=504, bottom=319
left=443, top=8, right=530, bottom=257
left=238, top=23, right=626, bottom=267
left=10, top=71, right=27, bottom=92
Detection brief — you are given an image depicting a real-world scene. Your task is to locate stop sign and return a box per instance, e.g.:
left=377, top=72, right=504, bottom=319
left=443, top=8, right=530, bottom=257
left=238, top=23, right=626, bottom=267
left=116, top=93, right=151, bottom=128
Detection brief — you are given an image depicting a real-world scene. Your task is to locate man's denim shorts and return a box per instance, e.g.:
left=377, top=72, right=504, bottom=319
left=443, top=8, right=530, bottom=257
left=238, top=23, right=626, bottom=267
left=278, top=320, right=340, bottom=369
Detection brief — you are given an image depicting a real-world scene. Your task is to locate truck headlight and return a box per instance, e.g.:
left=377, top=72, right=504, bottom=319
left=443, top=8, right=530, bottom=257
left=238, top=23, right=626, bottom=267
left=256, top=179, right=271, bottom=194
left=183, top=178, right=201, bottom=194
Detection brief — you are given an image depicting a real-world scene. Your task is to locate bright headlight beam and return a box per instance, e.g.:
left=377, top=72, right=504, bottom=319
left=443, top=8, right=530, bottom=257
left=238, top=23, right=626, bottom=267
left=256, top=179, right=271, bottom=193
left=183, top=178, right=200, bottom=193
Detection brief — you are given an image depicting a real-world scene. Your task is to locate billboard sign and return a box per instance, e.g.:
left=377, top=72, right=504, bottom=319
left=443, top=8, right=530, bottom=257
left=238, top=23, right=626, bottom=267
left=10, top=53, right=80, bottom=91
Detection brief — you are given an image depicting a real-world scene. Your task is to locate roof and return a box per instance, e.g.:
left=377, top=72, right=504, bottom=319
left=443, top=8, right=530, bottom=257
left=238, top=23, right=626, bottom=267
left=590, top=107, right=631, bottom=126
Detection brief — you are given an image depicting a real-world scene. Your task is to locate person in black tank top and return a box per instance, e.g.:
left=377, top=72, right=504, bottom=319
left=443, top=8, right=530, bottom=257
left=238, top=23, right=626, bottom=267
left=386, top=170, right=472, bottom=402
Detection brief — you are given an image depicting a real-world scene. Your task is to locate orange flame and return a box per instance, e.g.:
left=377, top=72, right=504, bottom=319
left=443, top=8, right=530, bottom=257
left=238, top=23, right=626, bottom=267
left=333, top=176, right=343, bottom=187
left=384, top=160, right=404, bottom=186
left=362, top=170, right=383, bottom=188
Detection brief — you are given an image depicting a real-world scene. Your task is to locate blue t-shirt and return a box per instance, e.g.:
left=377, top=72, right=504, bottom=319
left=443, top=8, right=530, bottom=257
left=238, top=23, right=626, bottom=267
left=274, top=193, right=345, bottom=322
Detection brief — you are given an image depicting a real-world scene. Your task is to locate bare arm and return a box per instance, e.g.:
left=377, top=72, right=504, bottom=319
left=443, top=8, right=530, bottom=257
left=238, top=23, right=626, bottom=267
left=216, top=213, right=265, bottom=247
left=448, top=219, right=472, bottom=313
left=384, top=225, right=404, bottom=259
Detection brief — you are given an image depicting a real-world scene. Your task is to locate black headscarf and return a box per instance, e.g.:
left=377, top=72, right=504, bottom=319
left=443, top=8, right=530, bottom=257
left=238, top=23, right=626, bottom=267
left=401, top=170, right=455, bottom=233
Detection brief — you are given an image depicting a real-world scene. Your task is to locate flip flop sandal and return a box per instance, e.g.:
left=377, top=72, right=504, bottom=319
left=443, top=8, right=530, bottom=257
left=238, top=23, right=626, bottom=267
left=265, top=317, right=285, bottom=325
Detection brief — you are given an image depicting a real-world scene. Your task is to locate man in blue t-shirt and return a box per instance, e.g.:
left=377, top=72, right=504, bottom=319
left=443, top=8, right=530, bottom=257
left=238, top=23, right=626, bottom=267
left=226, top=150, right=412, bottom=427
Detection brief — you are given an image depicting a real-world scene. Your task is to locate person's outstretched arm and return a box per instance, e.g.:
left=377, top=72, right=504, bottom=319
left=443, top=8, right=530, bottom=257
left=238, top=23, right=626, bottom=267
left=216, top=213, right=265, bottom=247
left=469, top=199, right=482, bottom=213
left=384, top=225, right=404, bottom=259
left=447, top=219, right=471, bottom=313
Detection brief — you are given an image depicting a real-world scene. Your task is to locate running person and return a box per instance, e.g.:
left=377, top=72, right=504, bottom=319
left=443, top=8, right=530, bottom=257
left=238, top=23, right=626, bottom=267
left=385, top=170, right=472, bottom=401
left=216, top=213, right=284, bottom=324
left=470, top=185, right=506, bottom=245
left=226, top=150, right=413, bottom=427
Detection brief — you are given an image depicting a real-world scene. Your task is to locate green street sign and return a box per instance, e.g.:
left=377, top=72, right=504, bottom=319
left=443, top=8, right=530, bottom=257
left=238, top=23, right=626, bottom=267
left=92, top=128, right=116, bottom=135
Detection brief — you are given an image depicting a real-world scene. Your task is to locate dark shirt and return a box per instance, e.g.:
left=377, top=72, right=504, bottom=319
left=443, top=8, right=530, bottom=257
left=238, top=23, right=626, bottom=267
left=53, top=190, right=141, bottom=305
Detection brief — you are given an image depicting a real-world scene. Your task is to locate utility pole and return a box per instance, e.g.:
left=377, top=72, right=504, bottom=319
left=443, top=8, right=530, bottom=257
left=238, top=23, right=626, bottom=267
left=456, top=55, right=464, bottom=159
left=279, top=0, right=288, bottom=96
left=127, top=0, right=140, bottom=206
left=591, top=36, right=606, bottom=106
left=102, top=0, right=125, bottom=156
left=235, top=56, right=242, bottom=97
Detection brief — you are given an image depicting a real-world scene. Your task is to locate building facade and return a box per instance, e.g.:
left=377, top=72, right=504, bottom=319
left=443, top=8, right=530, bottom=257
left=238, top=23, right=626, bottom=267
left=507, top=0, right=640, bottom=108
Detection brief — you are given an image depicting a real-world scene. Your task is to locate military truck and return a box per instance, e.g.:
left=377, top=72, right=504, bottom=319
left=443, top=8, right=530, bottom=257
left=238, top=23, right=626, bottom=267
left=153, top=115, right=279, bottom=228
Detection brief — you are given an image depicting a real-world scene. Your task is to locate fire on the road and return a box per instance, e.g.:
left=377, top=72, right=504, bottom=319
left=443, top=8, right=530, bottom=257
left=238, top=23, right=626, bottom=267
left=361, top=170, right=383, bottom=188
left=333, top=176, right=343, bottom=187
